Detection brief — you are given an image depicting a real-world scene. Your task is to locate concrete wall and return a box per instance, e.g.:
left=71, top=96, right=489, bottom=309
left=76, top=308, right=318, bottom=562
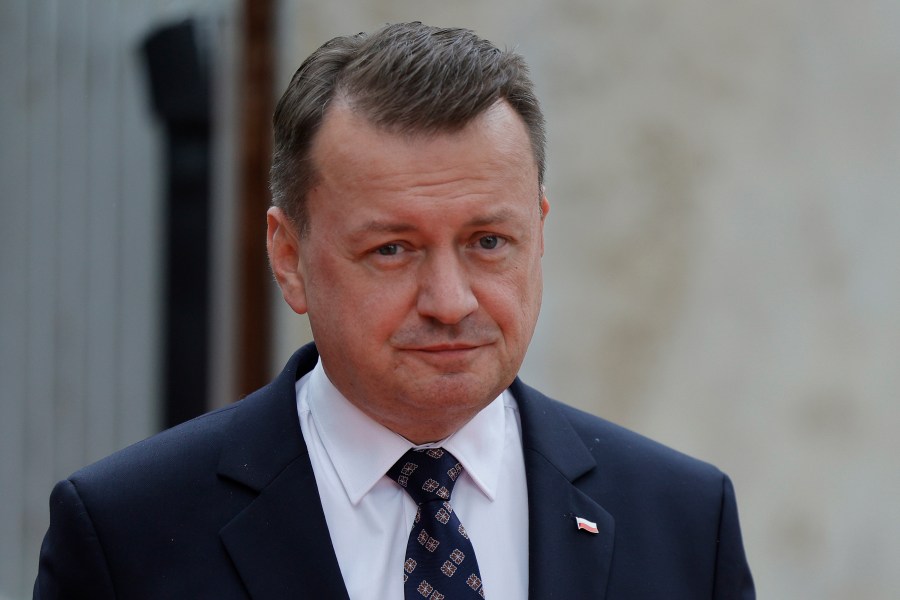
left=0, top=1, right=163, bottom=596
left=0, top=1, right=239, bottom=597
left=274, top=2, right=900, bottom=598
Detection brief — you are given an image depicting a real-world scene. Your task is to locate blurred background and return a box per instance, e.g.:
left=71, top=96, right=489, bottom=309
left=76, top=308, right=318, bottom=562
left=2, top=0, right=899, bottom=598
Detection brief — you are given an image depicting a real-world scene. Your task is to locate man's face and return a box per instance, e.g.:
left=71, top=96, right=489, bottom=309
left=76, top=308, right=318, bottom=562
left=268, top=100, right=549, bottom=443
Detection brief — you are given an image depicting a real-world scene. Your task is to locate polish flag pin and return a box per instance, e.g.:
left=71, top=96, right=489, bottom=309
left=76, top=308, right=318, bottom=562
left=575, top=516, right=599, bottom=534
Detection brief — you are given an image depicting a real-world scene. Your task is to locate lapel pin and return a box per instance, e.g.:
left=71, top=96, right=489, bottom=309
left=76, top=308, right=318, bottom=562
left=575, top=516, right=599, bottom=534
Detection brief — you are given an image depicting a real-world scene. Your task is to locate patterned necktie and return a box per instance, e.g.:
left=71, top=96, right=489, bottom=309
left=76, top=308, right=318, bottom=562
left=387, top=448, right=486, bottom=599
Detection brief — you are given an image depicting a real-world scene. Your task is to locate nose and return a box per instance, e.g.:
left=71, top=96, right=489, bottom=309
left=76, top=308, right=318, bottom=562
left=416, top=251, right=478, bottom=324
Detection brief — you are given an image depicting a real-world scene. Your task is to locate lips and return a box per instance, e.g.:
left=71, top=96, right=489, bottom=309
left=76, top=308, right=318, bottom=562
left=410, top=343, right=484, bottom=352
left=400, top=345, right=488, bottom=370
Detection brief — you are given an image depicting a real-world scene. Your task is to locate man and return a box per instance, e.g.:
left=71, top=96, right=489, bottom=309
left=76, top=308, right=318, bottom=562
left=35, top=22, right=754, bottom=599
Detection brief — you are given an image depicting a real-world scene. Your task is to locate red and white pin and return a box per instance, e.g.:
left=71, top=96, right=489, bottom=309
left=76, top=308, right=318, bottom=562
left=574, top=516, right=599, bottom=534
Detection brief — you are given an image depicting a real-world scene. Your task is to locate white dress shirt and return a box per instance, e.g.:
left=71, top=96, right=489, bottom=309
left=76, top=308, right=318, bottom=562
left=296, top=359, right=529, bottom=599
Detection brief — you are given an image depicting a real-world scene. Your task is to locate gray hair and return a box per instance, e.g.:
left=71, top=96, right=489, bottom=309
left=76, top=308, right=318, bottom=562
left=270, top=21, right=546, bottom=233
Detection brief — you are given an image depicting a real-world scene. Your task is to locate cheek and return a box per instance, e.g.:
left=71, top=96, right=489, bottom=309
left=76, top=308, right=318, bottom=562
left=504, top=260, right=544, bottom=333
left=477, top=270, right=534, bottom=329
left=310, top=262, right=417, bottom=339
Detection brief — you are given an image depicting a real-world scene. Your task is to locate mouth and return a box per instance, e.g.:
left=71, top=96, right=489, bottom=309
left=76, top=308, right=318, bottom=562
left=410, top=343, right=484, bottom=352
left=398, top=343, right=491, bottom=367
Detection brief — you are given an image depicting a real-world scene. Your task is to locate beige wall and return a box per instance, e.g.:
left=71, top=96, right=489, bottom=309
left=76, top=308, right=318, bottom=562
left=273, top=2, right=900, bottom=598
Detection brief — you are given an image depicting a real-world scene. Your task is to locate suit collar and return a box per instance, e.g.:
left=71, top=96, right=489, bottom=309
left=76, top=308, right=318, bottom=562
left=513, top=378, right=615, bottom=600
left=512, top=378, right=597, bottom=481
left=216, top=344, right=316, bottom=490
left=217, top=344, right=350, bottom=599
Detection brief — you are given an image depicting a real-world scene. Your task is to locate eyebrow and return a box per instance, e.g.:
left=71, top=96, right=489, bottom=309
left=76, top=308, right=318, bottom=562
left=353, top=208, right=519, bottom=237
left=353, top=221, right=417, bottom=235
left=466, top=208, right=517, bottom=227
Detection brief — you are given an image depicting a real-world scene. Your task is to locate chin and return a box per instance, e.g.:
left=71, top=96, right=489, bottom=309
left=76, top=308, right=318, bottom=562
left=418, top=375, right=505, bottom=409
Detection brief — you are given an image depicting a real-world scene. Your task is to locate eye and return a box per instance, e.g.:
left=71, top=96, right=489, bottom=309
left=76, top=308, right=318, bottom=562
left=376, top=243, right=402, bottom=256
left=477, top=235, right=503, bottom=250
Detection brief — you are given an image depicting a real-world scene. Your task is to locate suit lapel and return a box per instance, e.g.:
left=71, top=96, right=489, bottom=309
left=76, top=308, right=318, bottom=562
left=513, top=379, right=615, bottom=600
left=211, top=345, right=614, bottom=598
left=219, top=457, right=349, bottom=599
left=217, top=345, right=350, bottom=600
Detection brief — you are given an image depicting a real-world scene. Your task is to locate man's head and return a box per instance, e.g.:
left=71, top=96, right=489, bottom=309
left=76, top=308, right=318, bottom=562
left=270, top=22, right=546, bottom=232
left=267, top=23, right=549, bottom=443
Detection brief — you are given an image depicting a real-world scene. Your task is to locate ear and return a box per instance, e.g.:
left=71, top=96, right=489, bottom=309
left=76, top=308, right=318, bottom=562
left=538, top=194, right=550, bottom=256
left=266, top=207, right=309, bottom=314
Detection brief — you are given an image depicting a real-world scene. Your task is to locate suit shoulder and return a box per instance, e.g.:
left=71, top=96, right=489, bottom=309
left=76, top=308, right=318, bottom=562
left=68, top=402, right=240, bottom=491
left=513, top=379, right=726, bottom=486
left=564, top=399, right=723, bottom=478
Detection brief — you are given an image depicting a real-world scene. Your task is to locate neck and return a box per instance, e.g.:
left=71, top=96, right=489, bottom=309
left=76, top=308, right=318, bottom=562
left=387, top=419, right=470, bottom=446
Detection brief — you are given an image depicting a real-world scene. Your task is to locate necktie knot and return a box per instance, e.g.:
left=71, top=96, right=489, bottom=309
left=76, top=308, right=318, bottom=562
left=388, top=448, right=464, bottom=505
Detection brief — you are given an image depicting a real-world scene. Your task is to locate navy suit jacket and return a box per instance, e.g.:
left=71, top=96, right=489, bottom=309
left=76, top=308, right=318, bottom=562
left=35, top=343, right=754, bottom=598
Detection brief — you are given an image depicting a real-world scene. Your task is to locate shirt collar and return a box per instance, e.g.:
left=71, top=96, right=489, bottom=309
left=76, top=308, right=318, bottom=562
left=302, top=359, right=508, bottom=505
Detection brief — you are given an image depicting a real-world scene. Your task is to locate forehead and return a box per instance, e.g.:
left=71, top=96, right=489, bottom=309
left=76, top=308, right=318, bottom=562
left=309, top=100, right=538, bottom=197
